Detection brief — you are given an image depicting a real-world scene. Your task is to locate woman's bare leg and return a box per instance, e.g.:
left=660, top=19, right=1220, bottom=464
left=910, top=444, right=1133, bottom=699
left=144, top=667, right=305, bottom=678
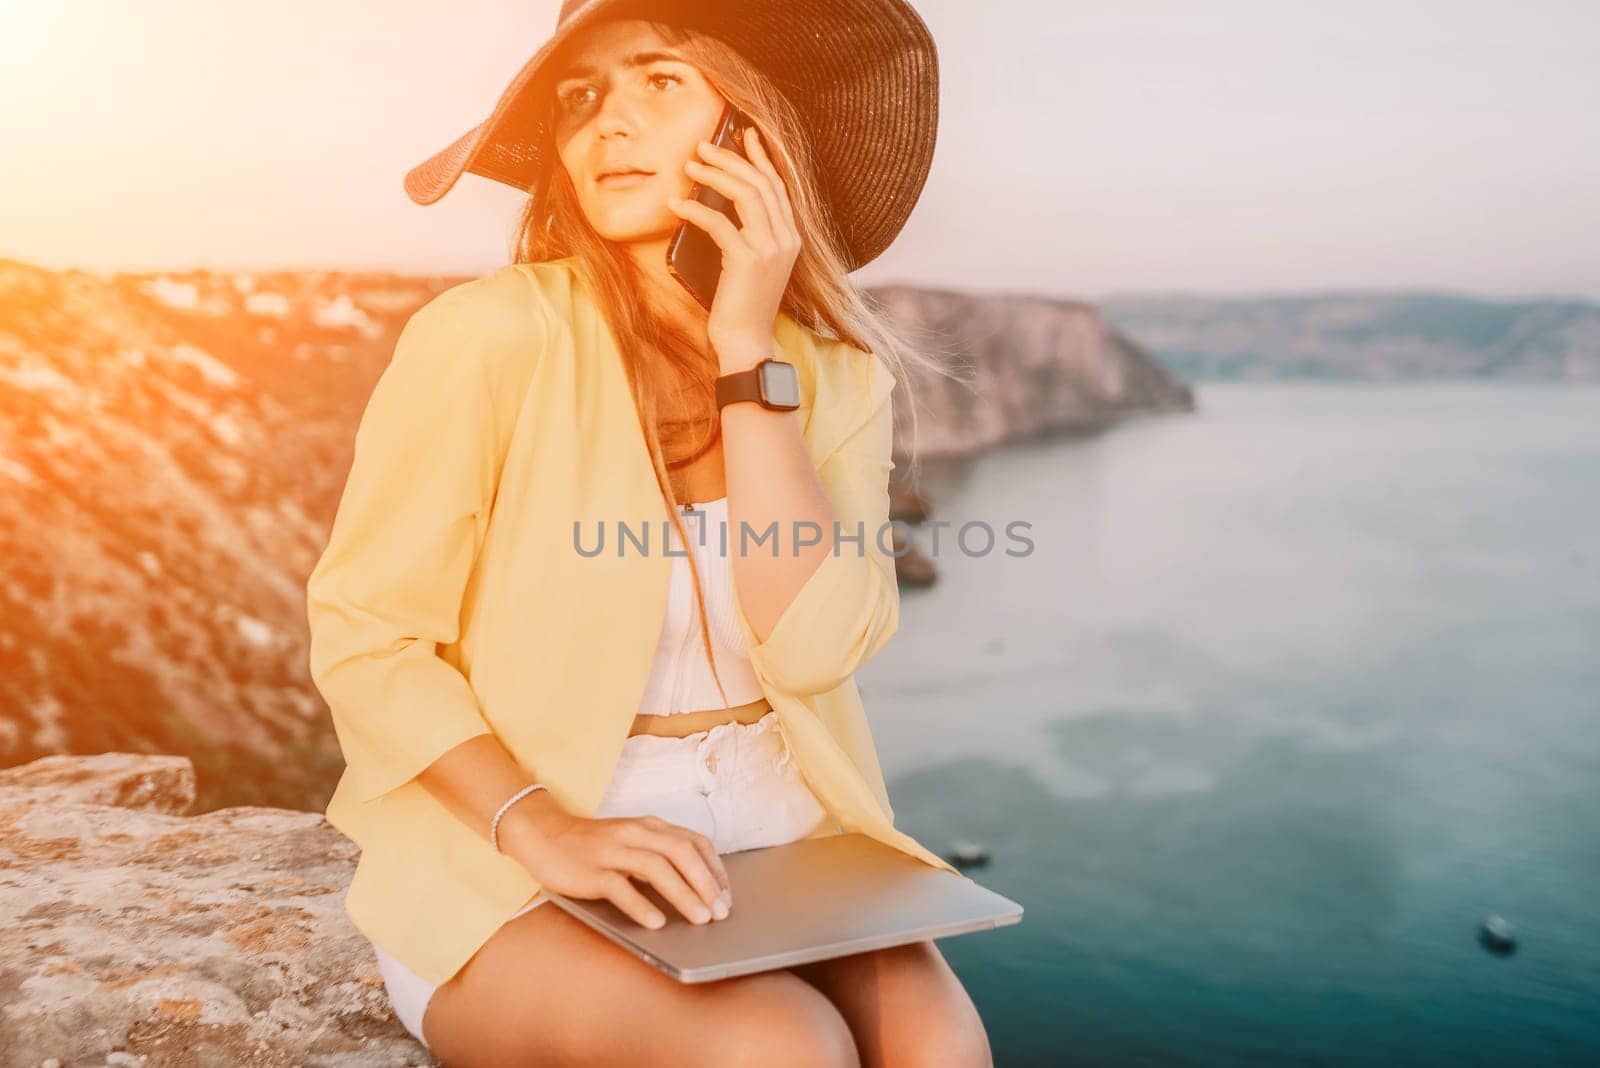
left=421, top=903, right=860, bottom=1068
left=789, top=941, right=993, bottom=1068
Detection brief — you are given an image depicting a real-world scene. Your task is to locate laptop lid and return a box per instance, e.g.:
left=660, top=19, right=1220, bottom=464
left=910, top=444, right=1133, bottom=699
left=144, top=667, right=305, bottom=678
left=541, top=832, right=1025, bottom=983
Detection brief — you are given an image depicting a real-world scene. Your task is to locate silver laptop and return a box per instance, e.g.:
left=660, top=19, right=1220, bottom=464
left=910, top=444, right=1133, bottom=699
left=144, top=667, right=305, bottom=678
left=541, top=832, right=1024, bottom=982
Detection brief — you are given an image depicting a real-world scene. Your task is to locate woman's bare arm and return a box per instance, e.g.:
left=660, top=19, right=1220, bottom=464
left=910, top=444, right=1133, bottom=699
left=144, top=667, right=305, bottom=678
left=415, top=733, right=567, bottom=850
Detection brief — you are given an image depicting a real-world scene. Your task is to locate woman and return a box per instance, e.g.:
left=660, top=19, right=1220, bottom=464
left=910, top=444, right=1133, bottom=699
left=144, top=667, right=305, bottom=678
left=306, top=1, right=988, bottom=1065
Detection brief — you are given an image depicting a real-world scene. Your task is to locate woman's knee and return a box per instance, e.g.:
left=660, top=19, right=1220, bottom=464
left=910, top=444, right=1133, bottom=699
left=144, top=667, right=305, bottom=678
left=895, top=1008, right=993, bottom=1068
left=893, top=954, right=993, bottom=1068
left=705, top=973, right=860, bottom=1068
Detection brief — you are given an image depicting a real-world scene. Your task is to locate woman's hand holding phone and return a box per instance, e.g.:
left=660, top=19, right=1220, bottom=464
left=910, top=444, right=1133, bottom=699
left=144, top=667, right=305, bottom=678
left=666, top=126, right=802, bottom=372
left=500, top=804, right=733, bottom=928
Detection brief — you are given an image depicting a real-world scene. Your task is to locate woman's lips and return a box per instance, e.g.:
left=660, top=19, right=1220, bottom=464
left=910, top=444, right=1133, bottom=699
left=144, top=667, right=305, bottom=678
left=597, top=171, right=654, bottom=189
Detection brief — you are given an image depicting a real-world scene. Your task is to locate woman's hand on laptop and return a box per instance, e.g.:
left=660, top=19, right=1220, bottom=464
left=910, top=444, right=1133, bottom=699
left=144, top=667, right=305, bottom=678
left=504, top=809, right=733, bottom=928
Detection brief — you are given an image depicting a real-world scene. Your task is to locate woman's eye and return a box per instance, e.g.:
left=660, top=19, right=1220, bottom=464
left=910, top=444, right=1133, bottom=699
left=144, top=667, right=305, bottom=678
left=559, top=86, right=594, bottom=109
left=649, top=72, right=682, bottom=90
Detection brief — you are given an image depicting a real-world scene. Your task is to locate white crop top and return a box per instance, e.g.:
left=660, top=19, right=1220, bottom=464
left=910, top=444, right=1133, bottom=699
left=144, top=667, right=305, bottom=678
left=635, top=497, right=766, bottom=715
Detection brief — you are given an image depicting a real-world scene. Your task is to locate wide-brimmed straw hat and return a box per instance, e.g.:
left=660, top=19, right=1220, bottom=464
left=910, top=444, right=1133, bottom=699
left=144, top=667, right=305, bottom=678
left=403, top=0, right=939, bottom=271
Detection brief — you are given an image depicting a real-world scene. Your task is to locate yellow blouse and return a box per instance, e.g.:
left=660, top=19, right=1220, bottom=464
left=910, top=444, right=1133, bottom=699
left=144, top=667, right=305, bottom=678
left=305, top=255, right=965, bottom=988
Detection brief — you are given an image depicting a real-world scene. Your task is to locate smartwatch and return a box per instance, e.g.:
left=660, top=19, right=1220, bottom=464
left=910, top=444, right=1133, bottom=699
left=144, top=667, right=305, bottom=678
left=716, top=357, right=801, bottom=412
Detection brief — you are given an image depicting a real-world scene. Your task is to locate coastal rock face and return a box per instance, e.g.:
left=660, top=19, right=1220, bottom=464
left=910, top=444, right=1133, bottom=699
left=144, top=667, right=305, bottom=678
left=865, top=282, right=1196, bottom=461
left=0, top=753, right=431, bottom=1067
left=1100, top=292, right=1600, bottom=381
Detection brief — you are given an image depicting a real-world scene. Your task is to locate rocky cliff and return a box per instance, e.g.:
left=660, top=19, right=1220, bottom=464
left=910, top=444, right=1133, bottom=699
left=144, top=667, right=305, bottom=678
left=0, top=259, right=451, bottom=813
left=869, top=282, right=1194, bottom=462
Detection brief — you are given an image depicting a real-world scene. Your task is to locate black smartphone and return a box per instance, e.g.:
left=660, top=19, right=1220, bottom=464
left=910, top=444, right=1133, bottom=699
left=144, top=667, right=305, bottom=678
left=665, top=104, right=751, bottom=311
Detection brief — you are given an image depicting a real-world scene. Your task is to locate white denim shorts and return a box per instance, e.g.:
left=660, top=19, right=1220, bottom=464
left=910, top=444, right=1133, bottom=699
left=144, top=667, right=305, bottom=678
left=371, top=710, right=832, bottom=1051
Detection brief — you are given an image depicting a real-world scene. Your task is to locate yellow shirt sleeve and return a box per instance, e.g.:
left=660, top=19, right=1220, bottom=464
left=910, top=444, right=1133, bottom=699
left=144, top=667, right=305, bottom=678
left=305, top=295, right=509, bottom=805
left=736, top=350, right=902, bottom=696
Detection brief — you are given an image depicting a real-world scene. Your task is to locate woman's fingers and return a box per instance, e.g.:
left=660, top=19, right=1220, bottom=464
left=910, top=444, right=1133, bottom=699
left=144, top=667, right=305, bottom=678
left=636, top=815, right=731, bottom=906
left=666, top=195, right=745, bottom=254
left=741, top=127, right=797, bottom=239
left=613, top=845, right=716, bottom=925
left=682, top=153, right=775, bottom=249
left=520, top=813, right=738, bottom=928
left=601, top=870, right=666, bottom=929
left=692, top=830, right=733, bottom=900
left=704, top=130, right=784, bottom=245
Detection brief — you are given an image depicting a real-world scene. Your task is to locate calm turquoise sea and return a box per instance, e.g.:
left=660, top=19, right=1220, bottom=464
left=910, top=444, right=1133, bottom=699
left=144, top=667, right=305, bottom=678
left=867, top=383, right=1600, bottom=1066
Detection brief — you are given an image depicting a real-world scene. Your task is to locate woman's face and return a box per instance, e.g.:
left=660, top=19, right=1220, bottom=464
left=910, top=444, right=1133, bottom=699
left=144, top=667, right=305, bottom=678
left=550, top=20, right=727, bottom=245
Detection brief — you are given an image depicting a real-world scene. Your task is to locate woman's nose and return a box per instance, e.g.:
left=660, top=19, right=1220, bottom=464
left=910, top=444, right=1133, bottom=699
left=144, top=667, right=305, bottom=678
left=595, top=95, right=642, bottom=138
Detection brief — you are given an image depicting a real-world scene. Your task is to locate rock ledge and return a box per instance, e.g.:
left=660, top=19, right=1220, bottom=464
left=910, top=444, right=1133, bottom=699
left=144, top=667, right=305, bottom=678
left=0, top=754, right=431, bottom=1067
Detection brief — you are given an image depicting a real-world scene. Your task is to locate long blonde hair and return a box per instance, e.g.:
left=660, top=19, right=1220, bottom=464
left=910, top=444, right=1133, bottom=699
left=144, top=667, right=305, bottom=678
left=510, top=17, right=967, bottom=706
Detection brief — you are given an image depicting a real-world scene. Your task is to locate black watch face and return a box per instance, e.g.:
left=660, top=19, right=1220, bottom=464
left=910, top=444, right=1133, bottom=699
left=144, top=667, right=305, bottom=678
left=758, top=360, right=801, bottom=410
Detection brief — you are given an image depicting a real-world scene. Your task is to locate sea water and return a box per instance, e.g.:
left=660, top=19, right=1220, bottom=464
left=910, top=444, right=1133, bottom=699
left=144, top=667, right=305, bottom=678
left=868, top=383, right=1600, bottom=1066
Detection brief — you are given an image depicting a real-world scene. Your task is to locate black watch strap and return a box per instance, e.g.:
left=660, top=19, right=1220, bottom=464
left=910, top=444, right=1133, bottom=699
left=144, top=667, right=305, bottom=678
left=715, top=366, right=764, bottom=410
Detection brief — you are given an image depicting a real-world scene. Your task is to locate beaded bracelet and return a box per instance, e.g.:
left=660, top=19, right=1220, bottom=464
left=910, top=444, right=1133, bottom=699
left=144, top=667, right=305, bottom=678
left=489, top=782, right=548, bottom=854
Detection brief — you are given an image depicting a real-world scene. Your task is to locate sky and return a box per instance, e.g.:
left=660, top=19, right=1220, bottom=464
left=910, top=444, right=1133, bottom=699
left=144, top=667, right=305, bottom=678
left=2, top=0, right=1596, bottom=301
